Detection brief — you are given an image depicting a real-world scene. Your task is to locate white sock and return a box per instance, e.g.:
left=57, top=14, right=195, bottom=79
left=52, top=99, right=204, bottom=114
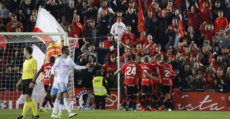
left=64, top=98, right=71, bottom=113
left=59, top=104, right=64, bottom=113
left=52, top=99, right=60, bottom=114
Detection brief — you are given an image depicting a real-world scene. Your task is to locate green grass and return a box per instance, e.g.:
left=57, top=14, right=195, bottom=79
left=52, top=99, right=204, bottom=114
left=0, top=109, right=230, bottom=119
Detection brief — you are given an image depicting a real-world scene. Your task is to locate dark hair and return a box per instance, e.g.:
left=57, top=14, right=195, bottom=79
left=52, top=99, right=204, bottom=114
left=163, top=57, right=168, bottom=63
left=107, top=33, right=113, bottom=36
left=89, top=19, right=95, bottom=23
left=25, top=46, right=33, bottom=54
left=61, top=46, right=69, bottom=53
left=129, top=54, right=136, bottom=61
left=144, top=57, right=149, bottom=63
left=172, top=17, right=177, bottom=20
left=109, top=55, right=116, bottom=67
left=50, top=56, right=55, bottom=63
left=96, top=69, right=103, bottom=76
left=68, top=25, right=73, bottom=31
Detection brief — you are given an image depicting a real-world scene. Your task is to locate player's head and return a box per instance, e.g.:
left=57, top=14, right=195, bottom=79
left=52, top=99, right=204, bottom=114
left=218, top=10, right=223, bottom=17
left=129, top=54, right=136, bottom=61
left=49, top=56, right=55, bottom=64
left=96, top=69, right=103, bottom=76
left=62, top=46, right=70, bottom=56
left=144, top=56, right=149, bottom=63
left=24, top=46, right=33, bottom=57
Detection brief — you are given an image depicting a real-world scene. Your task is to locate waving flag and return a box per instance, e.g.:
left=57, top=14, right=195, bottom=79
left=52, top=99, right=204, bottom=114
left=33, top=7, right=65, bottom=45
left=138, top=0, right=146, bottom=32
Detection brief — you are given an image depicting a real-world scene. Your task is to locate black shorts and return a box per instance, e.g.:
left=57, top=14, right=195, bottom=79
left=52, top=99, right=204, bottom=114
left=153, top=83, right=162, bottom=96
left=125, top=85, right=138, bottom=95
left=141, top=85, right=153, bottom=94
left=21, top=79, right=33, bottom=96
left=44, top=85, right=49, bottom=92
left=162, top=85, right=172, bottom=95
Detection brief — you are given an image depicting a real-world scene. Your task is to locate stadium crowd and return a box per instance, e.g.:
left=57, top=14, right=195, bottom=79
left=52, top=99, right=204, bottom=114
left=1, top=0, right=230, bottom=95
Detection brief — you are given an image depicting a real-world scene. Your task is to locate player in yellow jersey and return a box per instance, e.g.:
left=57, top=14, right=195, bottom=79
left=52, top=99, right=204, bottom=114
left=16, top=47, right=39, bottom=119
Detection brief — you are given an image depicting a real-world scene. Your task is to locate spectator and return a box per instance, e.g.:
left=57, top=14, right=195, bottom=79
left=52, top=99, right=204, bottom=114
left=24, top=15, right=36, bottom=32
left=212, top=36, right=223, bottom=54
left=213, top=67, right=228, bottom=93
left=97, top=9, right=111, bottom=42
left=0, top=19, right=6, bottom=31
left=136, top=31, right=147, bottom=46
left=104, top=33, right=114, bottom=48
left=97, top=0, right=114, bottom=19
left=82, top=0, right=97, bottom=23
left=68, top=25, right=77, bottom=37
left=217, top=28, right=229, bottom=48
left=6, top=14, right=23, bottom=32
left=145, top=10, right=158, bottom=41
left=192, top=42, right=212, bottom=66
left=172, top=69, right=183, bottom=90
left=11, top=65, right=22, bottom=91
left=60, top=16, right=69, bottom=32
left=77, top=52, right=88, bottom=65
left=211, top=0, right=222, bottom=22
left=165, top=25, right=181, bottom=50
left=113, top=10, right=124, bottom=23
left=110, top=16, right=126, bottom=41
left=203, top=66, right=215, bottom=90
left=199, top=21, right=214, bottom=44
left=214, top=10, right=228, bottom=35
left=224, top=2, right=230, bottom=22
left=84, top=19, right=97, bottom=45
left=45, top=0, right=61, bottom=21
left=124, top=7, right=138, bottom=36
left=121, top=48, right=131, bottom=63
left=187, top=68, right=203, bottom=91
left=200, top=1, right=211, bottom=24
left=72, top=14, right=82, bottom=41
left=64, top=0, right=77, bottom=23
left=1, top=66, right=12, bottom=91
left=81, top=55, right=97, bottom=89
left=0, top=1, right=10, bottom=18
left=19, top=0, right=34, bottom=20
left=120, top=25, right=135, bottom=47
left=81, top=42, right=97, bottom=58
left=17, top=9, right=26, bottom=26
left=224, top=24, right=230, bottom=48
left=4, top=0, right=17, bottom=13
left=186, top=4, right=202, bottom=46
left=95, top=41, right=115, bottom=65
left=102, top=55, right=117, bottom=88
left=211, top=55, right=227, bottom=73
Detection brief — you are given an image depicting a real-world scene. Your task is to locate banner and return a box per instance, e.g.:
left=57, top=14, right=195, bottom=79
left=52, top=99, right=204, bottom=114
left=74, top=88, right=120, bottom=110
left=174, top=92, right=230, bottom=111
left=138, top=0, right=146, bottom=32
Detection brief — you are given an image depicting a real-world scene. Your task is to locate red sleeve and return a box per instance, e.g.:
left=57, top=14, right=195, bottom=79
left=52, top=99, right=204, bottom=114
left=209, top=55, right=214, bottom=64
left=199, top=23, right=206, bottom=33
left=121, top=55, right=125, bottom=62
left=6, top=23, right=14, bottom=32
left=136, top=64, right=143, bottom=73
left=170, top=65, right=176, bottom=77
left=148, top=4, right=153, bottom=10
left=82, top=23, right=87, bottom=37
left=39, top=64, right=45, bottom=72
left=120, top=34, right=125, bottom=44
left=102, top=62, right=108, bottom=69
left=179, top=45, right=184, bottom=53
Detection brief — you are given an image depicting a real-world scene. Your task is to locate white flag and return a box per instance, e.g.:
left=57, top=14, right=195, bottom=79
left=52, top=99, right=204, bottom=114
left=33, top=7, right=65, bottom=45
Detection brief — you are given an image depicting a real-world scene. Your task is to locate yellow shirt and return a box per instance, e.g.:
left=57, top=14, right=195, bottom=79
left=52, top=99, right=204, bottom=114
left=22, top=57, right=37, bottom=80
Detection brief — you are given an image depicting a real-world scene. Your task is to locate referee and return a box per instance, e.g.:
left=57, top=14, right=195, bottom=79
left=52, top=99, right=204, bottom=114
left=16, top=47, right=39, bottom=119
left=92, top=69, right=110, bottom=109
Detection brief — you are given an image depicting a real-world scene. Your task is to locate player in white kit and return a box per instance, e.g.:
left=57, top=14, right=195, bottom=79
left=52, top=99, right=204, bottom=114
left=50, top=46, right=90, bottom=118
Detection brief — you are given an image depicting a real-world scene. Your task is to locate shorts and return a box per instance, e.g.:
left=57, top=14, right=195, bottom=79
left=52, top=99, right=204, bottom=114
left=57, top=82, right=68, bottom=93
left=141, top=85, right=153, bottom=94
left=125, top=85, right=138, bottom=95
left=162, top=85, right=172, bottom=95
left=51, top=87, right=59, bottom=96
left=21, top=79, right=33, bottom=96
left=153, top=83, right=162, bottom=96
left=44, top=85, right=49, bottom=92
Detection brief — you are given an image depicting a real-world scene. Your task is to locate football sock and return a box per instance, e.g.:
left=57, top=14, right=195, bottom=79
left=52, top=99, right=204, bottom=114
left=42, top=97, right=48, bottom=107
left=59, top=104, right=64, bottom=113
left=22, top=101, right=30, bottom=117
left=132, top=96, right=137, bottom=109
left=29, top=100, right=38, bottom=116
left=64, top=98, right=71, bottom=113
left=48, top=100, right=54, bottom=108
left=53, top=99, right=60, bottom=114
left=148, top=95, right=153, bottom=106
left=141, top=95, right=146, bottom=108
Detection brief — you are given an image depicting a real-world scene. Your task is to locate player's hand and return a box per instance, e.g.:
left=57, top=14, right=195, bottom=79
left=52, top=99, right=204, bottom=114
left=16, top=82, right=21, bottom=88
left=29, top=82, right=35, bottom=89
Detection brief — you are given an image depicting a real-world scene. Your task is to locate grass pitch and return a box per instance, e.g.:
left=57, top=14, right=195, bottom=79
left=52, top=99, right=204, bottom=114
left=0, top=109, right=229, bottom=119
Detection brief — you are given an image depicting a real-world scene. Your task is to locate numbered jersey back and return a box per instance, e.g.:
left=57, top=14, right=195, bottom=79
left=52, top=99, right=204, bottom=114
left=140, top=63, right=154, bottom=85
left=39, top=63, right=54, bottom=85
left=159, top=64, right=174, bottom=85
left=121, top=62, right=143, bottom=85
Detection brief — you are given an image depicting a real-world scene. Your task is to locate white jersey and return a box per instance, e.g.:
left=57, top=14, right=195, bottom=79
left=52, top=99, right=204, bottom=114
left=51, top=55, right=86, bottom=83
left=110, top=22, right=126, bottom=40
left=52, top=70, right=58, bottom=89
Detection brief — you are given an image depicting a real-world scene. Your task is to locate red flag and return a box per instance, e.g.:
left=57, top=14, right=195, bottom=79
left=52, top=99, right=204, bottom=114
left=138, top=0, right=146, bottom=32
left=0, top=35, right=7, bottom=51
